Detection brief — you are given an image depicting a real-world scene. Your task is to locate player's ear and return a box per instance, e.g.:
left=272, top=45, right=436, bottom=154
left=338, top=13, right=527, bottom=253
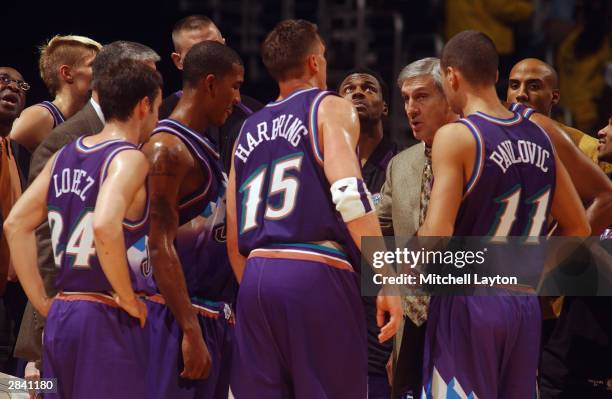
left=382, top=101, right=389, bottom=117
left=60, top=64, right=73, bottom=84
left=307, top=54, right=318, bottom=75
left=171, top=52, right=183, bottom=71
left=495, top=70, right=499, bottom=84
left=203, top=74, right=216, bottom=94
left=551, top=89, right=560, bottom=106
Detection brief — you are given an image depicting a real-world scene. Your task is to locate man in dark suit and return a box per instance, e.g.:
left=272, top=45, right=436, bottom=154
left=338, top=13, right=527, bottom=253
left=0, top=66, right=29, bottom=376
left=13, top=41, right=160, bottom=374
left=160, top=15, right=263, bottom=171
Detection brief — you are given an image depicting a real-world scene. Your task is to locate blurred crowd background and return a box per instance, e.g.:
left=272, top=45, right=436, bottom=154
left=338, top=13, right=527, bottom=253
left=3, top=0, right=611, bottom=149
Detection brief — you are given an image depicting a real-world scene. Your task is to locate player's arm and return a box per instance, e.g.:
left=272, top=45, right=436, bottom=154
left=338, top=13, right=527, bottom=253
left=3, top=155, right=56, bottom=316
left=530, top=113, right=612, bottom=235
left=9, top=106, right=55, bottom=152
left=319, top=95, right=381, bottom=247
left=93, top=149, right=148, bottom=327
left=418, top=123, right=473, bottom=237
left=226, top=150, right=247, bottom=282
left=318, top=95, right=402, bottom=343
left=549, top=150, right=591, bottom=236
left=141, top=133, right=211, bottom=379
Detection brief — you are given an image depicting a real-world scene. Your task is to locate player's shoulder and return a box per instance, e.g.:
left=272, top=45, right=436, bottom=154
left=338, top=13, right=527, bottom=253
left=142, top=130, right=195, bottom=170
left=108, top=146, right=149, bottom=173
left=318, top=94, right=357, bottom=121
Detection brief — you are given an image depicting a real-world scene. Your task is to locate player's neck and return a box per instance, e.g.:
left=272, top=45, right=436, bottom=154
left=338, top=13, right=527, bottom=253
left=53, top=87, right=88, bottom=119
left=462, top=87, right=513, bottom=119
left=170, top=89, right=210, bottom=133
left=358, top=120, right=384, bottom=165
left=93, top=119, right=141, bottom=146
left=277, top=78, right=318, bottom=100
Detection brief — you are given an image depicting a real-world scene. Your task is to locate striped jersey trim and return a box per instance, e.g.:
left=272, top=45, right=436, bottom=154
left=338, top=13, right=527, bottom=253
left=75, top=136, right=125, bottom=153
left=308, top=91, right=331, bottom=165
left=35, top=101, right=65, bottom=127
left=249, top=247, right=354, bottom=272
left=157, top=119, right=219, bottom=159
left=265, top=87, right=318, bottom=107
left=151, top=120, right=214, bottom=209
left=458, top=119, right=485, bottom=198
left=474, top=110, right=522, bottom=126
left=97, top=144, right=149, bottom=229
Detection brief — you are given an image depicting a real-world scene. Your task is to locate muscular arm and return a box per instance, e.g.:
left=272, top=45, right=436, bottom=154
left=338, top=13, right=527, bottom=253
left=530, top=113, right=612, bottom=235
left=549, top=150, right=591, bottom=236
left=418, top=124, right=474, bottom=237
left=93, top=150, right=149, bottom=326
left=3, top=156, right=55, bottom=316
left=318, top=95, right=383, bottom=247
left=141, top=133, right=210, bottom=379
left=319, top=95, right=402, bottom=342
left=226, top=152, right=246, bottom=282
left=10, top=106, right=55, bottom=153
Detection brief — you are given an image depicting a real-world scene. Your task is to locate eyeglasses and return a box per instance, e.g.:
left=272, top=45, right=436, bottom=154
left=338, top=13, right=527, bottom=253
left=0, top=74, right=30, bottom=92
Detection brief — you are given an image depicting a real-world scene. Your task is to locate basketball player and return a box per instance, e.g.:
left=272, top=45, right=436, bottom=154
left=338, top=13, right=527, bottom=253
left=160, top=15, right=262, bottom=171
left=418, top=30, right=590, bottom=398
left=3, top=59, right=162, bottom=398
left=338, top=68, right=398, bottom=399
left=227, top=19, right=402, bottom=398
left=503, top=58, right=612, bottom=234
left=10, top=35, right=102, bottom=152
left=598, top=117, right=612, bottom=166
left=142, top=41, right=243, bottom=398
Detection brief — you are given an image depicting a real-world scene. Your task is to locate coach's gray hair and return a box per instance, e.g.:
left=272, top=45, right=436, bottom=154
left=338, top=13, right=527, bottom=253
left=397, top=57, right=443, bottom=92
left=92, top=41, right=160, bottom=88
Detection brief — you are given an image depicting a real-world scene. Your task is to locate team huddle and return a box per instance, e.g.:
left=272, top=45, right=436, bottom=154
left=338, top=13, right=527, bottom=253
left=1, top=13, right=608, bottom=399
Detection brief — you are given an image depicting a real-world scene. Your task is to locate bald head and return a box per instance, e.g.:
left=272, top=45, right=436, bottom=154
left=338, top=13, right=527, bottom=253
left=507, top=58, right=560, bottom=115
left=171, top=15, right=225, bottom=71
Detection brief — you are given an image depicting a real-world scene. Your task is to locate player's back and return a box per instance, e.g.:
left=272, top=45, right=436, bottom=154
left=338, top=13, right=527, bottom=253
left=454, top=105, right=556, bottom=237
left=233, top=88, right=355, bottom=264
left=47, top=136, right=155, bottom=294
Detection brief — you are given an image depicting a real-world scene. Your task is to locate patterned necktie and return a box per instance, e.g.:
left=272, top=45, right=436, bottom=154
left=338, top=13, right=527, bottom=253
left=419, top=146, right=433, bottom=226
left=404, top=146, right=433, bottom=326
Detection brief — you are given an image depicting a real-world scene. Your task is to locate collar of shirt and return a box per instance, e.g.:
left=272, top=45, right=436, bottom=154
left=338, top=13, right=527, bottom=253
left=90, top=98, right=105, bottom=124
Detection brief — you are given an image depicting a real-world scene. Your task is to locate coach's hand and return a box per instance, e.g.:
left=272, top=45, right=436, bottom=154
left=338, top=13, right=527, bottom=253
left=116, top=295, right=148, bottom=328
left=181, top=328, right=212, bottom=379
left=376, top=293, right=402, bottom=343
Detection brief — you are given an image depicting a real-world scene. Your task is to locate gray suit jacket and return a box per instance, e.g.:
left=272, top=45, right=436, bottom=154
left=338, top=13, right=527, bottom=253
left=14, top=102, right=104, bottom=361
left=377, top=142, right=425, bottom=237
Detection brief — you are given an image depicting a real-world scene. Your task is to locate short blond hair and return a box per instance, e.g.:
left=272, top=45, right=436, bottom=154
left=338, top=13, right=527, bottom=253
left=39, top=35, right=102, bottom=96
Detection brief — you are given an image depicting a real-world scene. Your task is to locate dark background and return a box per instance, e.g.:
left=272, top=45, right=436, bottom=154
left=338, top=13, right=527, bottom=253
left=3, top=0, right=611, bottom=145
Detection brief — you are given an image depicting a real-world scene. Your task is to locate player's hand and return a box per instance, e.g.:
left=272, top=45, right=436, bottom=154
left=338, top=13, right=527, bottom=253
left=39, top=296, right=54, bottom=318
left=180, top=328, right=212, bottom=380
left=376, top=293, right=402, bottom=343
left=115, top=294, right=147, bottom=328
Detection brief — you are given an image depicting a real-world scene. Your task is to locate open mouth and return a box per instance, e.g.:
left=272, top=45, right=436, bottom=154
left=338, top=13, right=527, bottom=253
left=0, top=92, right=19, bottom=106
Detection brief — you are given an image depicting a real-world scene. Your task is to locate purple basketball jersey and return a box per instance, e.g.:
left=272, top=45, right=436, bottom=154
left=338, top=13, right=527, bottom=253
left=47, top=136, right=155, bottom=294
left=233, top=88, right=358, bottom=264
left=151, top=119, right=236, bottom=302
left=454, top=105, right=556, bottom=237
left=35, top=100, right=65, bottom=128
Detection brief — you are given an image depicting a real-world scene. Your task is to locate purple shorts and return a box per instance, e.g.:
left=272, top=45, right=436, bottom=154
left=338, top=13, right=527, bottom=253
left=42, top=294, right=148, bottom=399
left=145, top=296, right=233, bottom=399
left=421, top=295, right=540, bottom=398
left=231, top=253, right=367, bottom=399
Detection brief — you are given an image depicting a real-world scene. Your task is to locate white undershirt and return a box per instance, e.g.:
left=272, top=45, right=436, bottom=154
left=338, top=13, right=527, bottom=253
left=90, top=98, right=105, bottom=124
